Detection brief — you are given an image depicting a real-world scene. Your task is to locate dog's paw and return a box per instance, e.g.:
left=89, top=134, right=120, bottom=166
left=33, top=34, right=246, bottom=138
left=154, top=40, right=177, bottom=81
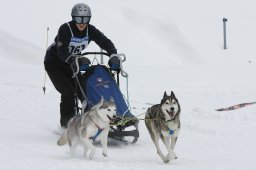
left=161, top=155, right=170, bottom=163
left=162, top=155, right=172, bottom=163
left=89, top=150, right=96, bottom=160
left=82, top=150, right=88, bottom=158
left=168, top=151, right=177, bottom=160
left=163, top=158, right=170, bottom=163
left=102, top=149, right=108, bottom=157
left=102, top=152, right=108, bottom=157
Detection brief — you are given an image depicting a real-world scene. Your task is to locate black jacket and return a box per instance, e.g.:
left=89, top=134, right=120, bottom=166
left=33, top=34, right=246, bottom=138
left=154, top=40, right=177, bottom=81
left=44, top=20, right=117, bottom=67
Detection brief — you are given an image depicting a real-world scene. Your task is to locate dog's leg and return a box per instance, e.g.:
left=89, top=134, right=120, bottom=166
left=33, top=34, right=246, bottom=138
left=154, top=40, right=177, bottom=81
left=88, top=146, right=96, bottom=160
left=70, top=138, right=79, bottom=156
left=82, top=138, right=96, bottom=160
left=162, top=135, right=178, bottom=162
left=146, top=120, right=169, bottom=163
left=57, top=129, right=68, bottom=146
left=160, top=134, right=172, bottom=163
left=170, top=136, right=178, bottom=159
left=82, top=144, right=89, bottom=158
left=152, top=133, right=169, bottom=163
left=101, top=129, right=109, bottom=157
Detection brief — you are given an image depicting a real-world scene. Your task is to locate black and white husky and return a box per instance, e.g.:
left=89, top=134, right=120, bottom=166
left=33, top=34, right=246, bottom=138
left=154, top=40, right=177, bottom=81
left=57, top=96, right=117, bottom=159
left=145, top=91, right=181, bottom=163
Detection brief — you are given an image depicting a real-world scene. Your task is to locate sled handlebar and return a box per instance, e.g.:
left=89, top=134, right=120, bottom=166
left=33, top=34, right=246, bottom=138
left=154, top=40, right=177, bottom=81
left=67, top=52, right=126, bottom=63
left=66, top=52, right=109, bottom=63
left=81, top=52, right=109, bottom=56
left=80, top=52, right=126, bottom=63
left=69, top=52, right=128, bottom=78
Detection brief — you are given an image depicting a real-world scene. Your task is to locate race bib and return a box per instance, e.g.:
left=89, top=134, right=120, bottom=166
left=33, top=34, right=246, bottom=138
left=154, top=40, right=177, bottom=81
left=69, top=36, right=89, bottom=54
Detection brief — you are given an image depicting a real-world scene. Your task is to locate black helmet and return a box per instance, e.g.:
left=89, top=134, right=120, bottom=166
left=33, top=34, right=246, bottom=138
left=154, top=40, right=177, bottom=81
left=71, top=3, right=91, bottom=24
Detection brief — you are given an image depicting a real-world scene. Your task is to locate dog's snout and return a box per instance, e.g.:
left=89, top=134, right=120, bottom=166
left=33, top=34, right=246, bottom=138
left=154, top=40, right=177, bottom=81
left=113, top=115, right=117, bottom=118
left=170, top=107, right=175, bottom=111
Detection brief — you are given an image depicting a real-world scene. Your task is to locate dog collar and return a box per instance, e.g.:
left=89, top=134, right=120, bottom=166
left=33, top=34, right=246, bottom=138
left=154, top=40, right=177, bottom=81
left=160, top=115, right=175, bottom=122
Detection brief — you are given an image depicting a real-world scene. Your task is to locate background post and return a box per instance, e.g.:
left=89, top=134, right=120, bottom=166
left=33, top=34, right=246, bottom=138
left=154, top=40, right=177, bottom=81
left=223, top=18, right=228, bottom=49
left=42, top=27, right=49, bottom=94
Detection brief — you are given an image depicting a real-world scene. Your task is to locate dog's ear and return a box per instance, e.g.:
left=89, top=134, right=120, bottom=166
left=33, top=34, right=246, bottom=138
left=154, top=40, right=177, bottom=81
left=109, top=96, right=115, bottom=103
left=163, top=91, right=168, bottom=98
left=171, top=91, right=176, bottom=98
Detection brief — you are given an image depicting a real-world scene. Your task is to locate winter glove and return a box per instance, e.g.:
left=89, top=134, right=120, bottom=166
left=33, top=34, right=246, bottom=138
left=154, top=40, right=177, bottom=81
left=108, top=56, right=120, bottom=71
left=79, top=57, right=91, bottom=71
left=79, top=64, right=89, bottom=71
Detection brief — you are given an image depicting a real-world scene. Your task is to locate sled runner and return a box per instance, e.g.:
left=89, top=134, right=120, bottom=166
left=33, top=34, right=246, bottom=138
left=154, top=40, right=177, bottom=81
left=70, top=52, right=139, bottom=144
left=216, top=102, right=256, bottom=111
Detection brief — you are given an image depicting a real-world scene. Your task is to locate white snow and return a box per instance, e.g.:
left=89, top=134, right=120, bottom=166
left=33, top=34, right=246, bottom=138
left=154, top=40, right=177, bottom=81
left=1, top=0, right=256, bottom=169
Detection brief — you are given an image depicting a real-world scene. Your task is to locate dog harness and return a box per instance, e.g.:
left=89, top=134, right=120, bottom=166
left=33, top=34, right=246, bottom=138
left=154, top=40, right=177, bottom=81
left=158, top=109, right=175, bottom=136
left=67, top=23, right=89, bottom=55
left=167, top=127, right=174, bottom=135
left=88, top=116, right=104, bottom=141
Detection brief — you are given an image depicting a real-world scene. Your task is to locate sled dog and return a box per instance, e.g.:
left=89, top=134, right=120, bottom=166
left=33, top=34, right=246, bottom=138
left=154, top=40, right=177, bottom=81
left=145, top=91, right=181, bottom=163
left=57, top=96, right=117, bottom=159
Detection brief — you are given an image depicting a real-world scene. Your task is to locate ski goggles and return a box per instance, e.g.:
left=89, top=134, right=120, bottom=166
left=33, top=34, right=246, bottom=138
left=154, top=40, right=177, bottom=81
left=73, top=16, right=91, bottom=24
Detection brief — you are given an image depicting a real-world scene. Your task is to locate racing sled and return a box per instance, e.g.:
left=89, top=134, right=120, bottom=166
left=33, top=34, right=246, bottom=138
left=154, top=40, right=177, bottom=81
left=70, top=52, right=139, bottom=144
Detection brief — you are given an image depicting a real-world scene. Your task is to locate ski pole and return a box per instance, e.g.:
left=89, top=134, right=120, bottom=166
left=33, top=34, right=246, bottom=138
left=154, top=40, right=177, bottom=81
left=43, top=27, right=49, bottom=94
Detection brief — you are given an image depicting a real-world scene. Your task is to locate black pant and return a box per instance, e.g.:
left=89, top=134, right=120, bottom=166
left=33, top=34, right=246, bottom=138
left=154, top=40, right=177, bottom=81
left=45, top=64, right=76, bottom=127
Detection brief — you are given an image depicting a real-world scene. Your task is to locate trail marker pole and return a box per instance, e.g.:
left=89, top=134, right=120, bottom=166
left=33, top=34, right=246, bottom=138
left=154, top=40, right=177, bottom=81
left=43, top=27, right=49, bottom=94
left=223, top=18, right=228, bottom=49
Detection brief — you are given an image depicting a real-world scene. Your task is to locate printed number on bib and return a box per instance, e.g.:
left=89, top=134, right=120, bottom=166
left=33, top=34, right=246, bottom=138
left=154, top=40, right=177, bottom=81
left=70, top=45, right=86, bottom=54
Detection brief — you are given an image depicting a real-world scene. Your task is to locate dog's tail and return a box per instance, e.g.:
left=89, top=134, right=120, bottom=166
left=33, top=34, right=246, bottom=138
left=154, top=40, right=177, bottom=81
left=57, top=129, right=68, bottom=146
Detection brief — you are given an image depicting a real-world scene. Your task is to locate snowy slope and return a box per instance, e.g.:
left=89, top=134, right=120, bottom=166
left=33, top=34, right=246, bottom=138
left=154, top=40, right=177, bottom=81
left=1, top=0, right=256, bottom=169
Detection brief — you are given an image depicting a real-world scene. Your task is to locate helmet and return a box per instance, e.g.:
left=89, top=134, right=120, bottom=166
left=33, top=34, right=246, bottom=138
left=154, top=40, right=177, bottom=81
left=71, top=3, right=91, bottom=24
left=71, top=3, right=91, bottom=17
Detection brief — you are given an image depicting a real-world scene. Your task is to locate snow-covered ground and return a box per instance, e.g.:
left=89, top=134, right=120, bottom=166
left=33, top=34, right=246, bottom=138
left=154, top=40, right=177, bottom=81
left=1, top=0, right=256, bottom=169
